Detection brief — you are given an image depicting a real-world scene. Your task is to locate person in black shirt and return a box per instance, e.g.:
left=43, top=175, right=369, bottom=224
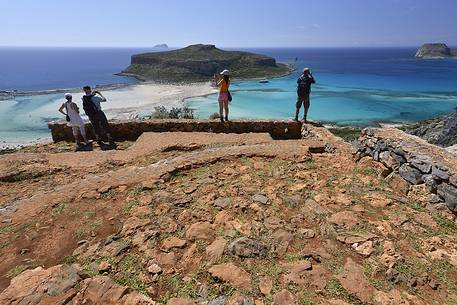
left=82, top=86, right=116, bottom=148
left=295, top=68, right=316, bottom=122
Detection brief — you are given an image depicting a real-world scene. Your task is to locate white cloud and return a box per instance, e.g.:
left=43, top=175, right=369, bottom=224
left=297, top=24, right=321, bottom=31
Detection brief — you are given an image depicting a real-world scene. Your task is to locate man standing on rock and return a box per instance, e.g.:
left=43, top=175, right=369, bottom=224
left=295, top=68, right=315, bottom=122
left=82, top=86, right=116, bottom=148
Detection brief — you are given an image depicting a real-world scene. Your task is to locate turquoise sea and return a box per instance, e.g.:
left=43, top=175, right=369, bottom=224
left=187, top=48, right=457, bottom=125
left=1, top=47, right=457, bottom=147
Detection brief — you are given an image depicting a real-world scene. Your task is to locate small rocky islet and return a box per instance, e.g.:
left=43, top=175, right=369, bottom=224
left=415, top=43, right=457, bottom=59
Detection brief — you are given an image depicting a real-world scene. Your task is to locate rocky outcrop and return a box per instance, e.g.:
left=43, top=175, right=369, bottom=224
left=120, top=44, right=292, bottom=82
left=48, top=119, right=303, bottom=142
left=403, top=108, right=457, bottom=147
left=0, top=265, right=155, bottom=305
left=153, top=44, right=168, bottom=49
left=357, top=127, right=457, bottom=212
left=415, top=43, right=457, bottom=59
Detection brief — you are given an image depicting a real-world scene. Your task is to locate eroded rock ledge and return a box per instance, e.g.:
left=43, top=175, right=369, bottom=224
left=357, top=128, right=457, bottom=213
left=48, top=119, right=303, bottom=142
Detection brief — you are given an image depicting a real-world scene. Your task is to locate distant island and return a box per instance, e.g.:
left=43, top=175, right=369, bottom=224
left=119, top=44, right=292, bottom=83
left=415, top=43, right=457, bottom=59
left=153, top=44, right=168, bottom=49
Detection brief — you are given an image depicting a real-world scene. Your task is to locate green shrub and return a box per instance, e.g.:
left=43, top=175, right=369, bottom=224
left=151, top=106, right=194, bottom=119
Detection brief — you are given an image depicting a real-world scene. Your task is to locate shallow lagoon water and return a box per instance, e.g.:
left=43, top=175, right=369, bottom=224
left=187, top=48, right=457, bottom=125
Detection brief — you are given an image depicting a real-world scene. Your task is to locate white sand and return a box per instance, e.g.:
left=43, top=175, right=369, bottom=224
left=75, top=82, right=217, bottom=118
left=0, top=82, right=218, bottom=149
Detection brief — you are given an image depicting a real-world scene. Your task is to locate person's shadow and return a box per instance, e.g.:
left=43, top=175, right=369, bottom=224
left=75, top=142, right=94, bottom=152
left=99, top=142, right=117, bottom=151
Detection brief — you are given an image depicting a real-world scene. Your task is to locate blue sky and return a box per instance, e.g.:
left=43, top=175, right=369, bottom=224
left=1, top=0, right=456, bottom=47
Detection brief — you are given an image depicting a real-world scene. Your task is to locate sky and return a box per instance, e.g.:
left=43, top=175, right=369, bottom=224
left=1, top=0, right=457, bottom=48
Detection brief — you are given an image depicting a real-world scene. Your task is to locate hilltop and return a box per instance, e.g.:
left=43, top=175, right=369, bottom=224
left=415, top=43, right=457, bottom=59
left=0, top=121, right=456, bottom=305
left=120, top=44, right=292, bottom=82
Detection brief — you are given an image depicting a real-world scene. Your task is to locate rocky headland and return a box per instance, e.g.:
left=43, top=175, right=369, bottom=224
left=402, top=108, right=457, bottom=149
left=1, top=120, right=456, bottom=305
left=120, top=44, right=292, bottom=83
left=415, top=43, right=457, bottom=59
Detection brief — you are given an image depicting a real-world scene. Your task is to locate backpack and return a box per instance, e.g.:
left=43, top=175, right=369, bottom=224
left=297, top=76, right=308, bottom=96
left=82, top=95, right=98, bottom=117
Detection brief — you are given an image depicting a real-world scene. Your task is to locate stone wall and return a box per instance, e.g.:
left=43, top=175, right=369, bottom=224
left=357, top=128, right=457, bottom=213
left=48, top=119, right=303, bottom=143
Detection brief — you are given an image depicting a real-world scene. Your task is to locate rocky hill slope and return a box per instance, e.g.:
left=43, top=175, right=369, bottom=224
left=0, top=123, right=456, bottom=305
left=402, top=108, right=457, bottom=148
left=120, top=44, right=292, bottom=82
left=415, top=43, right=457, bottom=59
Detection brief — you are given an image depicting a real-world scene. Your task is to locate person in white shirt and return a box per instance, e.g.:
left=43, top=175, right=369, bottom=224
left=58, top=93, right=88, bottom=148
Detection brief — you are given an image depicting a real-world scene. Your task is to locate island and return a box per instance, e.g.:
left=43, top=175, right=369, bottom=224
left=119, top=44, right=292, bottom=82
left=153, top=43, right=168, bottom=49
left=415, top=43, right=457, bottom=59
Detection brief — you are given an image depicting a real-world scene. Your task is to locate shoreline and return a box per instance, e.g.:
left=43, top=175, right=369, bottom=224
left=0, top=81, right=218, bottom=150
left=0, top=62, right=294, bottom=102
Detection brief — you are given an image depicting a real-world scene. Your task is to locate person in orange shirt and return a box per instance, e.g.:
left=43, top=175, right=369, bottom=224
left=217, top=69, right=231, bottom=122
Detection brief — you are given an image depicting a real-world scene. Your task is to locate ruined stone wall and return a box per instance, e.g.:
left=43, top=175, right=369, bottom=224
left=357, top=128, right=457, bottom=213
left=48, top=119, right=303, bottom=143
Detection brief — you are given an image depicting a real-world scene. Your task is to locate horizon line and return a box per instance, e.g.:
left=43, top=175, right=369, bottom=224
left=0, top=44, right=435, bottom=49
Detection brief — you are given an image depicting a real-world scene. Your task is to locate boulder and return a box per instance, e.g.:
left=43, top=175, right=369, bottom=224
left=272, top=290, right=296, bottom=305
left=328, top=211, right=360, bottom=229
left=227, top=237, right=268, bottom=258
left=185, top=222, right=213, bottom=240
left=252, top=193, right=269, bottom=204
left=214, top=197, right=231, bottom=209
left=337, top=258, right=375, bottom=303
left=147, top=263, right=163, bottom=274
left=432, top=166, right=450, bottom=181
left=436, top=183, right=457, bottom=211
left=206, top=238, right=228, bottom=262
left=162, top=236, right=187, bottom=250
left=398, top=164, right=423, bottom=185
left=259, top=277, right=273, bottom=296
left=379, top=151, right=397, bottom=169
left=208, top=263, right=252, bottom=290
left=422, top=174, right=437, bottom=192
left=0, top=265, right=81, bottom=305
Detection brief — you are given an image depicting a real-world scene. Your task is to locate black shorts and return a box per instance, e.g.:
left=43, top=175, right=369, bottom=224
left=296, top=96, right=310, bottom=109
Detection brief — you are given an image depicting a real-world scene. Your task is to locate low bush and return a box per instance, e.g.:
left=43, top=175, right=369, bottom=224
left=151, top=106, right=194, bottom=119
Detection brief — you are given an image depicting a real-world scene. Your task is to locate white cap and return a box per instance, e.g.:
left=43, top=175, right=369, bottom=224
left=220, top=69, right=230, bottom=76
left=64, top=93, right=72, bottom=99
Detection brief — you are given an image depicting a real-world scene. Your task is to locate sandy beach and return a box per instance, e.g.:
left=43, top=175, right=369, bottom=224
left=0, top=82, right=217, bottom=149
left=65, top=81, right=217, bottom=118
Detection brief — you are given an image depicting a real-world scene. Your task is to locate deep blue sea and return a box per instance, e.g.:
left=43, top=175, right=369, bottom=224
left=1, top=47, right=457, bottom=147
